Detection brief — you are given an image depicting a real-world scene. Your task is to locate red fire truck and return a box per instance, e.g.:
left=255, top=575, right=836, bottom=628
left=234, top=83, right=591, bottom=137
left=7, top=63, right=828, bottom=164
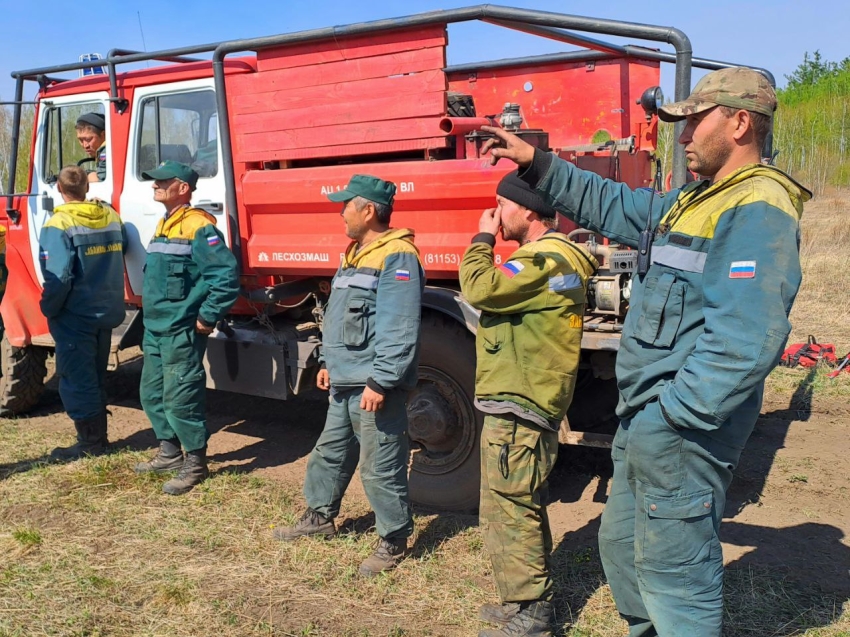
left=1, top=7, right=774, bottom=510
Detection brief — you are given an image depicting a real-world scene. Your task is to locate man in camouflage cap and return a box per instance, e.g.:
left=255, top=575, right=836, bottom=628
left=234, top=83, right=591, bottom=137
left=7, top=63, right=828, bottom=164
left=479, top=66, right=811, bottom=636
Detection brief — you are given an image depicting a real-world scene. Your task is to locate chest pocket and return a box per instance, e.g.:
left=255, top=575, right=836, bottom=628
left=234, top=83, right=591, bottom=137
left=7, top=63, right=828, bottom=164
left=166, top=261, right=189, bottom=301
left=343, top=298, right=371, bottom=347
left=634, top=272, right=685, bottom=348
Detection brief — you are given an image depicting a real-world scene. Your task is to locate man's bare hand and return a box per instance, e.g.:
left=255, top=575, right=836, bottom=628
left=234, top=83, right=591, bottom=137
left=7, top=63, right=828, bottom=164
left=479, top=208, right=501, bottom=236
left=360, top=386, right=385, bottom=412
left=195, top=320, right=214, bottom=335
left=480, top=126, right=536, bottom=167
left=316, top=368, right=330, bottom=391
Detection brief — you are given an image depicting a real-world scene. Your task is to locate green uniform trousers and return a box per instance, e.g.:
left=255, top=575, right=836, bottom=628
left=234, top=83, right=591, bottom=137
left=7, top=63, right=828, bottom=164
left=140, top=327, right=209, bottom=453
left=303, top=387, right=413, bottom=540
left=598, top=399, right=730, bottom=637
left=480, top=413, right=559, bottom=603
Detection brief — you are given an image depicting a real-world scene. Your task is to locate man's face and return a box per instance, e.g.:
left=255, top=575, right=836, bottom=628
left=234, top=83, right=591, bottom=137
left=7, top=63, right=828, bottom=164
left=678, top=106, right=735, bottom=178
left=340, top=198, right=370, bottom=242
left=495, top=195, right=530, bottom=243
left=76, top=126, right=106, bottom=158
left=152, top=178, right=189, bottom=209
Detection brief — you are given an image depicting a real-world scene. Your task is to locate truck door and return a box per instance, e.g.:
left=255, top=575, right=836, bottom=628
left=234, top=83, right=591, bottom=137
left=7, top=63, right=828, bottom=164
left=120, top=80, right=227, bottom=295
left=32, top=94, right=112, bottom=284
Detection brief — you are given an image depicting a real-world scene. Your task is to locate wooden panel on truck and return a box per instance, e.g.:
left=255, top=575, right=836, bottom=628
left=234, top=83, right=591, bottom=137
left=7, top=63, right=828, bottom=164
left=229, top=26, right=449, bottom=162
left=447, top=57, right=660, bottom=151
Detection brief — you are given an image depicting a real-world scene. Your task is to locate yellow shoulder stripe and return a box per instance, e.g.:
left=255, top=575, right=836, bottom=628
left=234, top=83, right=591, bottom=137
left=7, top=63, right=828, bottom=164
left=669, top=179, right=800, bottom=240
left=160, top=206, right=216, bottom=240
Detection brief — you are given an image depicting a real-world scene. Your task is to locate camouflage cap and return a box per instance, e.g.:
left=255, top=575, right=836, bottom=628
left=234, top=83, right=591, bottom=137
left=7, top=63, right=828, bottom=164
left=658, top=67, right=777, bottom=123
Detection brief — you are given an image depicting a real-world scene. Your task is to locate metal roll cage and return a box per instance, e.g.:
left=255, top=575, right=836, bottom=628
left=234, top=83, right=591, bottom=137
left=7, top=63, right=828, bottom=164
left=6, top=4, right=775, bottom=252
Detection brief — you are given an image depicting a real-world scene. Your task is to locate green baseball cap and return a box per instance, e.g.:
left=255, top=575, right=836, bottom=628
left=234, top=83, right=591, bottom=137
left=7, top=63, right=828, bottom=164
left=142, top=160, right=199, bottom=191
left=327, top=174, right=396, bottom=206
left=658, top=67, right=777, bottom=123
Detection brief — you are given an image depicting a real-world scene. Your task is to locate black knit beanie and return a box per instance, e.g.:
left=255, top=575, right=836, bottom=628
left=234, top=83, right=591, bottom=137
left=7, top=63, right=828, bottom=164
left=496, top=171, right=556, bottom=218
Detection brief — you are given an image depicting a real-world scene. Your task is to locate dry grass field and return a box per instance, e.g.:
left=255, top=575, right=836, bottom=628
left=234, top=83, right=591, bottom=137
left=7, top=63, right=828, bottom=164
left=0, top=194, right=848, bottom=636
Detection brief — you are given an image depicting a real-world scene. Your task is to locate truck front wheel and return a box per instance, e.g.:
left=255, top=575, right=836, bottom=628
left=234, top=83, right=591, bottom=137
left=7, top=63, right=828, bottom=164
left=0, top=333, right=48, bottom=416
left=407, top=312, right=482, bottom=512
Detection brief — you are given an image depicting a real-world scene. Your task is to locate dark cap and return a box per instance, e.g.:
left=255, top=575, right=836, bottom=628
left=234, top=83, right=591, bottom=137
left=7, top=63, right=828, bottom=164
left=496, top=171, right=556, bottom=218
left=327, top=174, right=396, bottom=206
left=76, top=112, right=105, bottom=131
left=142, top=160, right=199, bottom=191
left=658, top=67, right=777, bottom=123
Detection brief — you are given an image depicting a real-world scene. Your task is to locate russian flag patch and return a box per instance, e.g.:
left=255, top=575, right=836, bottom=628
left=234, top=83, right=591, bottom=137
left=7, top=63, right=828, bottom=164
left=499, top=260, right=525, bottom=278
left=395, top=269, right=410, bottom=281
left=207, top=235, right=221, bottom=246
left=39, top=250, right=48, bottom=260
left=729, top=261, right=756, bottom=279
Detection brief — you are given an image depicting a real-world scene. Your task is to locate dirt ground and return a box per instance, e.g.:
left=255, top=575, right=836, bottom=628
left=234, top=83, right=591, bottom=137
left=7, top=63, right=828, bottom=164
left=23, top=348, right=850, bottom=603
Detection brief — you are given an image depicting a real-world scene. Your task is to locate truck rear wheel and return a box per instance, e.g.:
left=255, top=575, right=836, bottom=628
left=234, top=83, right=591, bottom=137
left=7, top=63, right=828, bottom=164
left=0, top=333, right=48, bottom=416
left=407, top=312, right=482, bottom=512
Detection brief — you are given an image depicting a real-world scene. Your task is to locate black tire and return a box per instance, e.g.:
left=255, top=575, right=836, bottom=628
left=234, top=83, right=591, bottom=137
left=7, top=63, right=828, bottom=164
left=0, top=332, right=48, bottom=416
left=407, top=312, right=482, bottom=512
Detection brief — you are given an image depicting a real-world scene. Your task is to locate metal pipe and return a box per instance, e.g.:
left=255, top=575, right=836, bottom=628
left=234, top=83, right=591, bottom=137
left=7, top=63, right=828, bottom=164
left=106, top=48, right=204, bottom=64
left=242, top=278, right=321, bottom=304
left=5, top=77, right=25, bottom=218
left=439, top=117, right=497, bottom=136
left=482, top=18, right=629, bottom=55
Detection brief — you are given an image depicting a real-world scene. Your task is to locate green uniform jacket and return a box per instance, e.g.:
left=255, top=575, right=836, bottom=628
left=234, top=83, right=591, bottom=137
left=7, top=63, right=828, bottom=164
left=321, top=228, right=424, bottom=393
left=142, top=205, right=239, bottom=335
left=460, top=231, right=598, bottom=428
left=38, top=200, right=127, bottom=328
left=523, top=150, right=811, bottom=448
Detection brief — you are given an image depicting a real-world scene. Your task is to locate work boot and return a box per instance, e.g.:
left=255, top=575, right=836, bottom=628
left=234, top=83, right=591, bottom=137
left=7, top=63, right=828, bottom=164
left=135, top=439, right=184, bottom=474
left=479, top=602, right=521, bottom=626
left=50, top=413, right=109, bottom=461
left=273, top=508, right=336, bottom=541
left=162, top=449, right=209, bottom=495
left=478, top=600, right=553, bottom=637
left=358, top=536, right=407, bottom=577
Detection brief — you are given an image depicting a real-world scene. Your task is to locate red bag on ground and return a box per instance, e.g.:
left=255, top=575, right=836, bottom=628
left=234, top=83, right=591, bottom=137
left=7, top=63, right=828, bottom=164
left=780, top=336, right=837, bottom=368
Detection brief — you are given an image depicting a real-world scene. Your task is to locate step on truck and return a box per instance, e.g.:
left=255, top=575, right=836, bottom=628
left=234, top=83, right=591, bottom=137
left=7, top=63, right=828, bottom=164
left=1, top=6, right=775, bottom=511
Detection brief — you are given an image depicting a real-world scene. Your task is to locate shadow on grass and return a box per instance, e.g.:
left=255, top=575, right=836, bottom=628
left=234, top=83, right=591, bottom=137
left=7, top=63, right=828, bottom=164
left=0, top=456, right=50, bottom=480
left=723, top=522, right=850, bottom=636
left=727, top=367, right=817, bottom=517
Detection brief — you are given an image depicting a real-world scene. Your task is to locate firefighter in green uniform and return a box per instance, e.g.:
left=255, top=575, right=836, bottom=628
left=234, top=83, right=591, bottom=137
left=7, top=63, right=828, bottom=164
left=75, top=113, right=107, bottom=183
left=482, top=68, right=810, bottom=637
left=273, top=175, right=424, bottom=577
left=39, top=166, right=127, bottom=459
left=134, top=161, right=239, bottom=495
left=460, top=172, right=597, bottom=637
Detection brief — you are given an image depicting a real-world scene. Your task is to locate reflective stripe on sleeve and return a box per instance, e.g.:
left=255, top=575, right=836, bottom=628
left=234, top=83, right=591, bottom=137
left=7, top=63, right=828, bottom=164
left=548, top=273, right=582, bottom=292
left=650, top=244, right=707, bottom=273
left=147, top=242, right=193, bottom=256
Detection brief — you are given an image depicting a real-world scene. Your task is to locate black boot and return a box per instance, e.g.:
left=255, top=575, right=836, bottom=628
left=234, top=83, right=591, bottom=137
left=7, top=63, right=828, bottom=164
left=162, top=448, right=209, bottom=495
left=135, top=439, right=184, bottom=474
left=478, top=600, right=553, bottom=637
left=479, top=602, right=521, bottom=626
left=50, top=413, right=109, bottom=461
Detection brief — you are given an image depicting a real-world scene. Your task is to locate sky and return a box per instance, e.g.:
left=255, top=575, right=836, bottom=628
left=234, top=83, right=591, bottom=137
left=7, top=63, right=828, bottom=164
left=1, top=0, right=848, bottom=103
